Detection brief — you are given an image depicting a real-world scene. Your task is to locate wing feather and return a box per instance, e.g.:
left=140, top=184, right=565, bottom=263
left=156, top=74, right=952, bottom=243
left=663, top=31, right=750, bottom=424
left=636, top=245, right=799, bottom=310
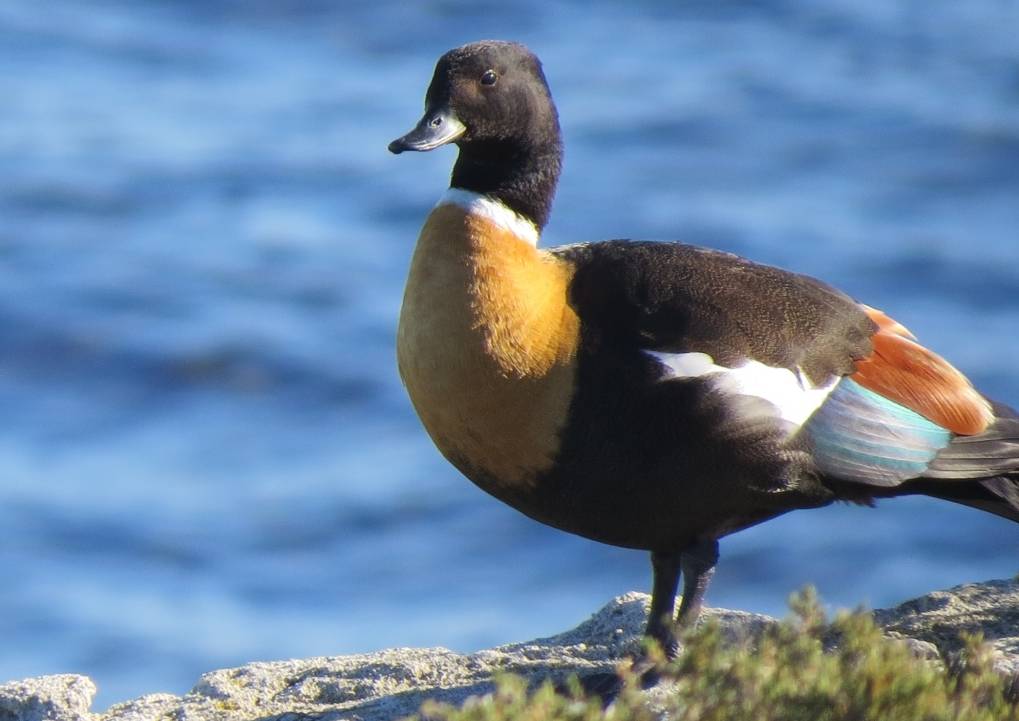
left=852, top=307, right=993, bottom=435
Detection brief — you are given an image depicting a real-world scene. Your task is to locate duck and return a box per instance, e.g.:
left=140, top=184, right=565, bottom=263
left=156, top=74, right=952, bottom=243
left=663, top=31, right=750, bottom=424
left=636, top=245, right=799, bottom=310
left=388, top=40, right=1019, bottom=666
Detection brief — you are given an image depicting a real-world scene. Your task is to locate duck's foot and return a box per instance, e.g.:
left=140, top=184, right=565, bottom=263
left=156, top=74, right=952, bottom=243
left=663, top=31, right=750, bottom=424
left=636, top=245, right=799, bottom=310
left=565, top=671, right=623, bottom=704
left=559, top=660, right=667, bottom=706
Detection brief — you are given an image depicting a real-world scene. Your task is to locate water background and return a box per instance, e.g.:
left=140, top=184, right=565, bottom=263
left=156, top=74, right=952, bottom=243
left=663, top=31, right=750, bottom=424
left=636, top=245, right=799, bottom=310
left=1, top=0, right=1018, bottom=710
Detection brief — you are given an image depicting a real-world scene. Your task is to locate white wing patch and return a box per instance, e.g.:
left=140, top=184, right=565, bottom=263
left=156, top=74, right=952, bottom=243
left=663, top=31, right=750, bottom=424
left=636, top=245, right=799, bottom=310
left=647, top=351, right=839, bottom=431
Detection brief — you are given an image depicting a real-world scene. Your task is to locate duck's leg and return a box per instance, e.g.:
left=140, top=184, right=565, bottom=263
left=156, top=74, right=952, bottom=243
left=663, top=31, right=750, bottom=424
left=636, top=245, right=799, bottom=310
left=645, top=538, right=719, bottom=657
left=572, top=539, right=720, bottom=702
left=571, top=552, right=681, bottom=700
left=645, top=550, right=682, bottom=657
left=675, top=537, right=719, bottom=633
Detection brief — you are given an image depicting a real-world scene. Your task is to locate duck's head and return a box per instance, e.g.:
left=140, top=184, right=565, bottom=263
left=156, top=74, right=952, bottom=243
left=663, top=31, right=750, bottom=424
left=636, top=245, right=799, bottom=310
left=389, top=40, right=562, bottom=229
left=388, top=40, right=559, bottom=155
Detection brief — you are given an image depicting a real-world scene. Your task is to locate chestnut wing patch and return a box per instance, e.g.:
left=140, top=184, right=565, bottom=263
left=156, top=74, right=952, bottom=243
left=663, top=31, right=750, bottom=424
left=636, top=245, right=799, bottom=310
left=852, top=306, right=994, bottom=436
left=805, top=306, right=1018, bottom=486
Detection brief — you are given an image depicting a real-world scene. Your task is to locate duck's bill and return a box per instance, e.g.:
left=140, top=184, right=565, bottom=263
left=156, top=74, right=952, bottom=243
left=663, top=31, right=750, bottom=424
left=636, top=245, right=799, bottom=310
left=388, top=110, right=466, bottom=154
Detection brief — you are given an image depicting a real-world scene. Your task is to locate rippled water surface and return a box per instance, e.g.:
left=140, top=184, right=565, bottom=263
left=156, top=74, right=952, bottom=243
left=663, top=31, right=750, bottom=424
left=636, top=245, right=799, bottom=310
left=1, top=0, right=1018, bottom=709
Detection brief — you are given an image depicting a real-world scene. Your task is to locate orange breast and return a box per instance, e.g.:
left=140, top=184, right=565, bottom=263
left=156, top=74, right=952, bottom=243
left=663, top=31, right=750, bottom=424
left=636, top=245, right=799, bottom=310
left=397, top=203, right=581, bottom=488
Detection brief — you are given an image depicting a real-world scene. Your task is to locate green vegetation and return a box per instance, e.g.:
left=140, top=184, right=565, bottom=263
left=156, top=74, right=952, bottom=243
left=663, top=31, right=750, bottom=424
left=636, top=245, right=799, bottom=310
left=414, top=589, right=1018, bottom=721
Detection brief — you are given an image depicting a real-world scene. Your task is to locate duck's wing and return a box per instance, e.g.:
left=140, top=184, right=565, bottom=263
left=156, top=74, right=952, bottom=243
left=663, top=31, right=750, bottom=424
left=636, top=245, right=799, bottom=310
left=554, top=240, right=871, bottom=381
left=553, top=240, right=1019, bottom=489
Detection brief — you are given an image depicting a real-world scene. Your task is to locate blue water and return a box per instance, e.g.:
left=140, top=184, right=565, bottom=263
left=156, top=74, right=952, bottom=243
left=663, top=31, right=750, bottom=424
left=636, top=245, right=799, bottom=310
left=1, top=0, right=1018, bottom=710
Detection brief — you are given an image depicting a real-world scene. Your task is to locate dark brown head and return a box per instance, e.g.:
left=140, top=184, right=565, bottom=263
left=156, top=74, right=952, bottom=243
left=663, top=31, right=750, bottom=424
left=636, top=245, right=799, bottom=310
left=389, top=41, right=563, bottom=230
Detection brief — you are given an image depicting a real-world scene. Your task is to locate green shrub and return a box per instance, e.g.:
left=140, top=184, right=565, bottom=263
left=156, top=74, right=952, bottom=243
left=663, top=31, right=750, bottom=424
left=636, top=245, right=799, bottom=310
left=414, top=589, right=1019, bottom=721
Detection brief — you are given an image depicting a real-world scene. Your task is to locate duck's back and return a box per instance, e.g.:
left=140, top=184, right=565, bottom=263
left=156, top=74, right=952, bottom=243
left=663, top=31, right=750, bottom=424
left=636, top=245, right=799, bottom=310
left=558, top=240, right=874, bottom=376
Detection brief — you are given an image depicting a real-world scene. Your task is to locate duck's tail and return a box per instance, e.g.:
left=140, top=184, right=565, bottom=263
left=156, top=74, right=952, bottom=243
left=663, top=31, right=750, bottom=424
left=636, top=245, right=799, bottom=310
left=914, top=398, right=1019, bottom=523
left=837, top=398, right=1019, bottom=523
left=919, top=474, right=1019, bottom=523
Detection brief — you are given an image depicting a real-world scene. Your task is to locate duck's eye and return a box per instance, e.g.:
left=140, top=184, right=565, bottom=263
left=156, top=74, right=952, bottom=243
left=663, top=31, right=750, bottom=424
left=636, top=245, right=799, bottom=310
left=480, top=69, right=498, bottom=86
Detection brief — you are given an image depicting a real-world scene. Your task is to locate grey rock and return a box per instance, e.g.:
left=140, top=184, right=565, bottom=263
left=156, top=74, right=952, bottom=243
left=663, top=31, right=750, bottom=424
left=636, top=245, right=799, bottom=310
left=0, top=675, right=96, bottom=721
left=896, top=637, right=943, bottom=662
left=1, top=580, right=1016, bottom=721
left=873, top=577, right=1019, bottom=676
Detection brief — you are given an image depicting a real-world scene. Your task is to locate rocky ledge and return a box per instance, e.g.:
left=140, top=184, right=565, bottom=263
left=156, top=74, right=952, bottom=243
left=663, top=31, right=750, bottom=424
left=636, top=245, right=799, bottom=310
left=2, top=579, right=1017, bottom=721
